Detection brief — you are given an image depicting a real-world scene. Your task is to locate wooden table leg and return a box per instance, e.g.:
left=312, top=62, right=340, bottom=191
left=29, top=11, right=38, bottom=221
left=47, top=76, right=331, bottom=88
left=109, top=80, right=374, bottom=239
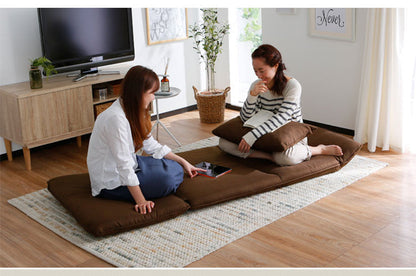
left=4, top=138, right=13, bottom=161
left=76, top=136, right=82, bottom=148
left=22, top=147, right=31, bottom=171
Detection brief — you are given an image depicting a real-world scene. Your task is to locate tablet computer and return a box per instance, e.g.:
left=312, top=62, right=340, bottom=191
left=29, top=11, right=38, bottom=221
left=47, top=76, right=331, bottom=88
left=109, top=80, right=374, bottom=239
left=195, top=162, right=232, bottom=178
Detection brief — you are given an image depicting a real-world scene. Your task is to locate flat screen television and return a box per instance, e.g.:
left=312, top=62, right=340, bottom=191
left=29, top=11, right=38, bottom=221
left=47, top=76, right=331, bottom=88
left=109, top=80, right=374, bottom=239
left=38, top=8, right=134, bottom=81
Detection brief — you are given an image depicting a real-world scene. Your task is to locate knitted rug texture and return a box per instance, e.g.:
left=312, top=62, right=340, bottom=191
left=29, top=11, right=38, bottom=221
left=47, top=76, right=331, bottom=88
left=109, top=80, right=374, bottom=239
left=8, top=137, right=388, bottom=267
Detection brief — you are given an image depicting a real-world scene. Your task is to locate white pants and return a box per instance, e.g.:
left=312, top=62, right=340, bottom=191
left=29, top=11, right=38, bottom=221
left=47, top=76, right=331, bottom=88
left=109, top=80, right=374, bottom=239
left=218, top=137, right=312, bottom=166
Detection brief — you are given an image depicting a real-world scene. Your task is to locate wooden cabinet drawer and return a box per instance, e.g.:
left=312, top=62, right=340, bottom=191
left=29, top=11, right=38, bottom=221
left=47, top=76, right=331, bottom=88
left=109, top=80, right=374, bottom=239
left=19, top=86, right=94, bottom=144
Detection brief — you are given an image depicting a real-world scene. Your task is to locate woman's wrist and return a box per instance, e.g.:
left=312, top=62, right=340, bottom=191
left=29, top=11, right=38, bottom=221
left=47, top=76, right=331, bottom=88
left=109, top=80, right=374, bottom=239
left=166, top=152, right=186, bottom=167
left=127, top=185, right=146, bottom=204
left=136, top=198, right=147, bottom=205
left=178, top=156, right=188, bottom=168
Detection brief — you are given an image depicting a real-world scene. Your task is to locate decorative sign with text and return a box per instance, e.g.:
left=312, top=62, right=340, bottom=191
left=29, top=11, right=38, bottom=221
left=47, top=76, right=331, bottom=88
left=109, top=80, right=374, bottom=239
left=309, top=8, right=355, bottom=41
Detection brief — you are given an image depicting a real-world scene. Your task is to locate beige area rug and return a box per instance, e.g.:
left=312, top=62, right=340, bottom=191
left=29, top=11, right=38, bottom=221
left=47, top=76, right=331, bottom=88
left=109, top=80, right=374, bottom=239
left=8, top=137, right=388, bottom=267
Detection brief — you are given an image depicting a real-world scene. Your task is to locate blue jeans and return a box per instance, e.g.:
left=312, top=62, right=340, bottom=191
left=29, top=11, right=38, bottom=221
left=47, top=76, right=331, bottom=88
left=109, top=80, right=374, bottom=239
left=97, top=156, right=184, bottom=202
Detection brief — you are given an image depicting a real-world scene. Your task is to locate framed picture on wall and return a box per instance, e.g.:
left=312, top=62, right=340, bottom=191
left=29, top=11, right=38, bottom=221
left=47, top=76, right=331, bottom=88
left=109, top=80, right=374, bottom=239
left=309, top=8, right=355, bottom=41
left=146, top=8, right=188, bottom=45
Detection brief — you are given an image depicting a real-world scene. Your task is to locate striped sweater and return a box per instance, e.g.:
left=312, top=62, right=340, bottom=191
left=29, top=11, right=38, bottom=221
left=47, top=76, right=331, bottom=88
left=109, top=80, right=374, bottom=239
left=241, top=78, right=303, bottom=146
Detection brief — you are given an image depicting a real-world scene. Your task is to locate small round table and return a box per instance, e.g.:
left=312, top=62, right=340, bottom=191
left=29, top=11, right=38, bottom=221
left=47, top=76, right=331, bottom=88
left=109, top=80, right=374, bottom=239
left=152, top=87, right=182, bottom=146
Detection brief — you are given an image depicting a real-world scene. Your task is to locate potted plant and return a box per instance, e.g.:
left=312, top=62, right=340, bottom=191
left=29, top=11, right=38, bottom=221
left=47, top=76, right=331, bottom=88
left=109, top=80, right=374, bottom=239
left=189, top=8, right=231, bottom=123
left=29, top=56, right=56, bottom=89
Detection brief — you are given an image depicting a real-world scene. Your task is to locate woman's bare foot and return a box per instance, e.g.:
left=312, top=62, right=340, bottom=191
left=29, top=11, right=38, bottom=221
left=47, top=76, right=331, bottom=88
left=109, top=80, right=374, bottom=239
left=310, top=144, right=343, bottom=156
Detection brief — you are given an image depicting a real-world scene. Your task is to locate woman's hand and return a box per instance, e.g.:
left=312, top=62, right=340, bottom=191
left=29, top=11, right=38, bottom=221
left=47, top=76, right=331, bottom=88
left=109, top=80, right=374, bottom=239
left=127, top=186, right=154, bottom=214
left=164, top=152, right=206, bottom=178
left=181, top=160, right=206, bottom=178
left=238, top=138, right=251, bottom=153
left=250, top=80, right=268, bottom=96
left=134, top=200, right=155, bottom=214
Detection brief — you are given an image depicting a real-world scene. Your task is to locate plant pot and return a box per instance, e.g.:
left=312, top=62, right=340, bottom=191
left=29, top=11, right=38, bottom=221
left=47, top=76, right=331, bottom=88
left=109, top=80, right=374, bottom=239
left=29, top=66, right=42, bottom=89
left=193, top=86, right=230, bottom=123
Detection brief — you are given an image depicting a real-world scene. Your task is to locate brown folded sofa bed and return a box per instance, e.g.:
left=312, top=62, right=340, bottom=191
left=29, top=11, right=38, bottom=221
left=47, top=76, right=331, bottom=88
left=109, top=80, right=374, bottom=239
left=48, top=125, right=361, bottom=237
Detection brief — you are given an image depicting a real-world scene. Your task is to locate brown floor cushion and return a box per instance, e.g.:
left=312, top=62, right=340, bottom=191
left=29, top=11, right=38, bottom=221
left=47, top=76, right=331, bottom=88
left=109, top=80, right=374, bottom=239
left=48, top=174, right=190, bottom=237
left=307, top=126, right=362, bottom=168
left=174, top=126, right=361, bottom=209
left=237, top=126, right=361, bottom=183
left=47, top=126, right=361, bottom=236
left=175, top=147, right=281, bottom=209
left=239, top=155, right=340, bottom=184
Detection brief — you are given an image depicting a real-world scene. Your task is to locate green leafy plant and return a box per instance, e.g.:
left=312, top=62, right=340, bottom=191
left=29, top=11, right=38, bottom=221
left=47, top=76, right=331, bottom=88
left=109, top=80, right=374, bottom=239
left=30, top=56, right=56, bottom=76
left=239, top=8, right=262, bottom=52
left=189, top=8, right=230, bottom=90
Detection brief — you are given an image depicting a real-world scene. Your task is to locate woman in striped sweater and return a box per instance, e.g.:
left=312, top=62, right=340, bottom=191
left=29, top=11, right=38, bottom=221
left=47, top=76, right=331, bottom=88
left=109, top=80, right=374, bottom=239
left=219, top=44, right=343, bottom=166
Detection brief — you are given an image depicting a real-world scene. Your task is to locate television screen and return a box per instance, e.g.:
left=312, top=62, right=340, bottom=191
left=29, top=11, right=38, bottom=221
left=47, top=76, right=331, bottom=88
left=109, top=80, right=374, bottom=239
left=38, top=8, right=134, bottom=75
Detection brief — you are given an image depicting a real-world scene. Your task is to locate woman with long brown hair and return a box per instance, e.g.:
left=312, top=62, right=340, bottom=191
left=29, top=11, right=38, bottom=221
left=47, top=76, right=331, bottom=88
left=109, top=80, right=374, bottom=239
left=219, top=44, right=343, bottom=165
left=87, top=66, right=205, bottom=214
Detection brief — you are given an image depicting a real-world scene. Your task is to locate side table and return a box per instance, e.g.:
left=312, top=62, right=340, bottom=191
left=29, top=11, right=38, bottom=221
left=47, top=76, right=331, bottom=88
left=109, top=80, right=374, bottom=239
left=151, top=87, right=181, bottom=146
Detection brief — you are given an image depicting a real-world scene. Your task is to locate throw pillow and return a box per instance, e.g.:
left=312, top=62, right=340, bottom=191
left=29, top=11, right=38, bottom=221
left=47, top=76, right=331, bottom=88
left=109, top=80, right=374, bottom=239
left=212, top=116, right=316, bottom=152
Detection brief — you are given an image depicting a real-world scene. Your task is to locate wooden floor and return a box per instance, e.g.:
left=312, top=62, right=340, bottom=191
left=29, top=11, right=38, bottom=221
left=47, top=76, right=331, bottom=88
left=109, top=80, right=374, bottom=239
left=0, top=109, right=415, bottom=267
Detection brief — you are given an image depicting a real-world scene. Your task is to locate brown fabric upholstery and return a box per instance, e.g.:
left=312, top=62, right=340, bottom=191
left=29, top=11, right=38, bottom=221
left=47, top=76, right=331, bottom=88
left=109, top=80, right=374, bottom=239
left=175, top=126, right=361, bottom=209
left=47, top=174, right=190, bottom=237
left=238, top=155, right=340, bottom=183
left=47, top=126, right=361, bottom=236
left=307, top=127, right=362, bottom=168
left=212, top=116, right=316, bottom=152
left=237, top=126, right=361, bottom=181
left=175, top=147, right=280, bottom=209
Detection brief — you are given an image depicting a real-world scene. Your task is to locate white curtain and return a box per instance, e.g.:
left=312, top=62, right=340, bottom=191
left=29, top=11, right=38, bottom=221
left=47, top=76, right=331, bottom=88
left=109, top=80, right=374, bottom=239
left=401, top=9, right=416, bottom=153
left=354, top=8, right=416, bottom=153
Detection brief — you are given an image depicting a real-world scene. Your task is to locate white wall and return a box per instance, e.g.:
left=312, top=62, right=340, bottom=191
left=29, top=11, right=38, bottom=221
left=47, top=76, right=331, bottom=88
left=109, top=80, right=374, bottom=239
left=190, top=8, right=230, bottom=95
left=0, top=7, right=365, bottom=156
left=214, top=9, right=231, bottom=94
left=262, top=8, right=367, bottom=130
left=0, top=9, right=43, bottom=86
left=0, top=9, right=43, bottom=154
left=0, top=8, right=203, bottom=155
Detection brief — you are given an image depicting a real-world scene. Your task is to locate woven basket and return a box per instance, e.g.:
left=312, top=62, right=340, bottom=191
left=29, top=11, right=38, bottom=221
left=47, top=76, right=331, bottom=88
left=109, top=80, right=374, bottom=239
left=193, top=86, right=230, bottom=123
left=94, top=102, right=112, bottom=118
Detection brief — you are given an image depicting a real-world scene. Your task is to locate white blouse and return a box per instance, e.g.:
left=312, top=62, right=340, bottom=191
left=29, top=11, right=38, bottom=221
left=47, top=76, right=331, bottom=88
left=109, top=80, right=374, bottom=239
left=87, top=98, right=171, bottom=196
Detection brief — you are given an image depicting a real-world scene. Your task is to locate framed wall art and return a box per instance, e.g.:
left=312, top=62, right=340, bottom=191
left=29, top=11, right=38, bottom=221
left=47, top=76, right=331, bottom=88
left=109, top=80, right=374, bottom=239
left=309, top=8, right=355, bottom=41
left=146, top=8, right=188, bottom=45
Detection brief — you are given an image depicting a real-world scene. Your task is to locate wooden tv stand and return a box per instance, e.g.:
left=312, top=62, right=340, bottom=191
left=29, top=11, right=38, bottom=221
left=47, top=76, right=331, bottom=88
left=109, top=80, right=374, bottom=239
left=0, top=71, right=127, bottom=170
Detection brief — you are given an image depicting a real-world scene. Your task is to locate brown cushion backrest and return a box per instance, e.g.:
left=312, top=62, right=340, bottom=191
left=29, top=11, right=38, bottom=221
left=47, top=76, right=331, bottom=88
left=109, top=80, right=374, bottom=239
left=48, top=174, right=190, bottom=237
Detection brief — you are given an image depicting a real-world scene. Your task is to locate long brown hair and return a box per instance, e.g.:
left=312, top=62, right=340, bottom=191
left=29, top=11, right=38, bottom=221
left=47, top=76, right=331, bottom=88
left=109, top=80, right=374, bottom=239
left=120, top=66, right=159, bottom=151
left=251, top=44, right=287, bottom=96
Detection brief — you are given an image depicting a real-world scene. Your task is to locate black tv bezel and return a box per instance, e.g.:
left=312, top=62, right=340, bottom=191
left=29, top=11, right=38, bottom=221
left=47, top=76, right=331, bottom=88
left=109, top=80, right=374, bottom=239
left=37, top=8, right=135, bottom=74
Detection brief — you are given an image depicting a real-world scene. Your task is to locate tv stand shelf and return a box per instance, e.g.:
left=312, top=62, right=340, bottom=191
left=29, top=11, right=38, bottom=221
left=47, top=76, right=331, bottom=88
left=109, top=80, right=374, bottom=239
left=0, top=71, right=127, bottom=170
left=93, top=93, right=119, bottom=105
